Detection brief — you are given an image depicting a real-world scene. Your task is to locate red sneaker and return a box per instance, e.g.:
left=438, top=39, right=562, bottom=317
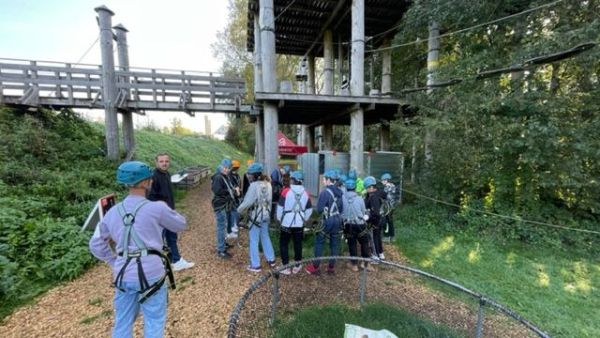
left=305, top=264, right=321, bottom=275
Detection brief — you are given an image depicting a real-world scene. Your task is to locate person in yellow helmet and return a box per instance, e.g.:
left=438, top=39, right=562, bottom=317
left=226, top=160, right=242, bottom=240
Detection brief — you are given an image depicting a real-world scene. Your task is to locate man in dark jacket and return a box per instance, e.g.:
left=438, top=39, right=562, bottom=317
left=148, top=153, right=194, bottom=271
left=211, top=159, right=236, bottom=258
left=306, top=169, right=344, bottom=275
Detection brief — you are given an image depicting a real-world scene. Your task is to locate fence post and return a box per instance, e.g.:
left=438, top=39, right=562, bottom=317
left=270, top=273, right=280, bottom=324
left=476, top=298, right=486, bottom=338
left=359, top=263, right=368, bottom=306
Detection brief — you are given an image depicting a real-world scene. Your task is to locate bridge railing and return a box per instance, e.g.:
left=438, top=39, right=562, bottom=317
left=0, top=58, right=103, bottom=108
left=0, top=58, right=247, bottom=113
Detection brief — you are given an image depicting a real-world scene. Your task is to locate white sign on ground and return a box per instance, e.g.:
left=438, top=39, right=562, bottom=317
left=344, top=324, right=398, bottom=338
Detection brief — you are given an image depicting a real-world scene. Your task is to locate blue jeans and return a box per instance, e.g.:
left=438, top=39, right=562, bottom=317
left=113, top=279, right=167, bottom=338
left=215, top=209, right=228, bottom=253
left=163, top=229, right=181, bottom=263
left=313, top=221, right=342, bottom=268
left=248, top=219, right=275, bottom=268
left=227, top=210, right=239, bottom=233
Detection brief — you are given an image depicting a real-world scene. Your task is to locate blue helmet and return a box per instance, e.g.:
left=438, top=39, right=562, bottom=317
left=290, top=170, right=304, bottom=182
left=339, top=174, right=348, bottom=183
left=345, top=179, right=356, bottom=190
left=283, top=165, right=291, bottom=174
left=348, top=169, right=357, bottom=180
left=381, top=173, right=392, bottom=181
left=117, top=161, right=153, bottom=186
left=324, top=169, right=339, bottom=180
left=221, top=158, right=232, bottom=168
left=247, top=162, right=263, bottom=174
left=363, top=176, right=376, bottom=188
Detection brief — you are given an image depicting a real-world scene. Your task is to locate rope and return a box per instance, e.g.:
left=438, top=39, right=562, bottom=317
left=401, top=188, right=600, bottom=235
left=368, top=0, right=565, bottom=53
left=74, top=35, right=100, bottom=65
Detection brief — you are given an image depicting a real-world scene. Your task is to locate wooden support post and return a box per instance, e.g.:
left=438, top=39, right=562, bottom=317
left=260, top=0, right=278, bottom=173
left=253, top=14, right=263, bottom=93
left=306, top=126, right=316, bottom=153
left=322, top=30, right=334, bottom=150
left=255, top=114, right=265, bottom=164
left=336, top=34, right=343, bottom=95
left=381, top=38, right=392, bottom=95
left=307, top=55, right=316, bottom=95
left=350, top=0, right=365, bottom=175
left=380, top=122, right=390, bottom=151
left=424, top=21, right=439, bottom=164
left=95, top=5, right=119, bottom=160
left=114, top=23, right=135, bottom=158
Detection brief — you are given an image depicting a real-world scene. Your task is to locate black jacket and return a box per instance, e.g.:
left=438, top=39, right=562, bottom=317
left=365, top=189, right=386, bottom=226
left=148, top=168, right=175, bottom=209
left=211, top=171, right=235, bottom=211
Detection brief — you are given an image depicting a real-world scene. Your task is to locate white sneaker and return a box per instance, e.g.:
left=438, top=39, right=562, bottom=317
left=279, top=268, right=292, bottom=275
left=172, top=258, right=195, bottom=271
left=292, top=265, right=303, bottom=274
left=370, top=254, right=380, bottom=261
left=232, top=225, right=239, bottom=233
left=379, top=253, right=385, bottom=260
left=225, top=232, right=238, bottom=240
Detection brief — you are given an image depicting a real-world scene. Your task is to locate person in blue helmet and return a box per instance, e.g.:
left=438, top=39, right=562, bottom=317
left=306, top=169, right=344, bottom=275
left=341, top=178, right=372, bottom=272
left=276, top=170, right=313, bottom=275
left=90, top=161, right=187, bottom=338
left=237, top=162, right=276, bottom=273
left=380, top=173, right=397, bottom=242
left=211, top=159, right=238, bottom=259
left=364, top=176, right=386, bottom=261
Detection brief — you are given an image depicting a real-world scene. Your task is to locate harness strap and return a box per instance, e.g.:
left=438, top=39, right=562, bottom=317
left=281, top=190, right=306, bottom=224
left=323, top=188, right=340, bottom=219
left=113, top=200, right=175, bottom=303
left=248, top=183, right=270, bottom=228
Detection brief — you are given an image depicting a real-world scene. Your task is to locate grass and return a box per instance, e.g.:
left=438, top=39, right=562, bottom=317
left=395, top=203, right=600, bottom=338
left=271, top=302, right=464, bottom=338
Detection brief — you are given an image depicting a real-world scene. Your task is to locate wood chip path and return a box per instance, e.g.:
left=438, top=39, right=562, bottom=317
left=0, top=182, right=530, bottom=337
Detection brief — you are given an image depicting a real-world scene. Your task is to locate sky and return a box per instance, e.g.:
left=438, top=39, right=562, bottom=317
left=0, top=0, right=231, bottom=133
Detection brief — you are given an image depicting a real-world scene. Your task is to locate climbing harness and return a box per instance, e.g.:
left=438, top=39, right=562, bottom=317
left=248, top=183, right=271, bottom=229
left=113, top=200, right=175, bottom=303
left=280, top=189, right=306, bottom=225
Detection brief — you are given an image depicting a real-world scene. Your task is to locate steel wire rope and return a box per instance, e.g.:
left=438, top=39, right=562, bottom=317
left=401, top=187, right=600, bottom=235
left=74, top=34, right=100, bottom=65
left=368, top=0, right=565, bottom=53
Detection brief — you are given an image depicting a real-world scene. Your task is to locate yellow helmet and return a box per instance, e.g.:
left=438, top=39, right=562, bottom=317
left=232, top=160, right=241, bottom=168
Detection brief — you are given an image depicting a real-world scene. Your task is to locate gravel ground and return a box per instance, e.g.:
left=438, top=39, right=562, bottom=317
left=0, top=182, right=532, bottom=337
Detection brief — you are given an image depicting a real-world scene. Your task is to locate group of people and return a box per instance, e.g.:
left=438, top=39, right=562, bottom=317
left=210, top=158, right=400, bottom=275
left=88, top=154, right=399, bottom=337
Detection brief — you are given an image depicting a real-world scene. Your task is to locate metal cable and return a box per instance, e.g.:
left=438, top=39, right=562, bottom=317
left=401, top=188, right=600, bottom=235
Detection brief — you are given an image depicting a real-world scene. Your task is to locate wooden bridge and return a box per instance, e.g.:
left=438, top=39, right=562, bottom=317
left=0, top=58, right=247, bottom=115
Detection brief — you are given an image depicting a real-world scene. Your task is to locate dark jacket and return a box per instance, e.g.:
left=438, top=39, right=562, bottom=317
left=211, top=171, right=235, bottom=211
left=148, top=168, right=175, bottom=209
left=316, top=185, right=344, bottom=229
left=365, top=189, right=386, bottom=226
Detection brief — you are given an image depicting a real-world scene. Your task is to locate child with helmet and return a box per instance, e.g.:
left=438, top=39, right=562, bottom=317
left=237, top=162, right=276, bottom=273
left=380, top=173, right=397, bottom=242
left=341, top=178, right=372, bottom=271
left=226, top=159, right=242, bottom=240
left=305, top=169, right=344, bottom=275
left=89, top=161, right=187, bottom=337
left=364, top=176, right=387, bottom=261
left=276, top=170, right=313, bottom=275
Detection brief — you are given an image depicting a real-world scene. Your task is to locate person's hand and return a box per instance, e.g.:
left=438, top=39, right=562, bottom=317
left=363, top=214, right=369, bottom=221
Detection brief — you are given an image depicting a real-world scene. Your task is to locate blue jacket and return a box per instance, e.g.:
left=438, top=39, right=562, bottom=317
left=317, top=185, right=344, bottom=228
